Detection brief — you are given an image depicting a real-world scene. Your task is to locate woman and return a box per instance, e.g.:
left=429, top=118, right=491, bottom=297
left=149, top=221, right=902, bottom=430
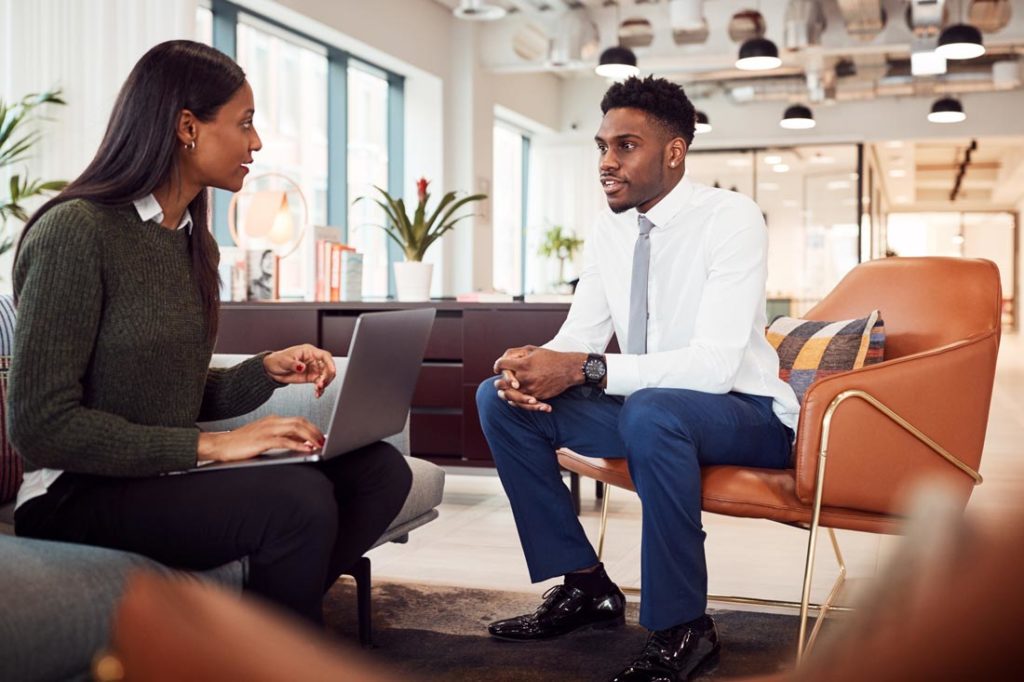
left=7, top=40, right=412, bottom=625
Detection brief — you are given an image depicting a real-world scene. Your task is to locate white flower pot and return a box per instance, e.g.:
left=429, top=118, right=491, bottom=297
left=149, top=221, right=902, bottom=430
left=394, top=261, right=433, bottom=301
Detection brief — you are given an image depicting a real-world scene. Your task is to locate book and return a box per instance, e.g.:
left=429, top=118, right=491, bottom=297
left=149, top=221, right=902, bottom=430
left=456, top=291, right=515, bottom=303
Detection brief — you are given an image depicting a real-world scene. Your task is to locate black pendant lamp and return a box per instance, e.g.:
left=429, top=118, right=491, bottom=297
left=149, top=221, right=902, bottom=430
left=736, top=37, right=781, bottom=71
left=780, top=104, right=815, bottom=129
left=694, top=111, right=712, bottom=135
left=928, top=97, right=966, bottom=123
left=936, top=23, right=985, bottom=60
left=596, top=45, right=639, bottom=79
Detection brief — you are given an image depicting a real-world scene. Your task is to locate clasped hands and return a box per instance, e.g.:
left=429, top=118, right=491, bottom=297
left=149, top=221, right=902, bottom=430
left=492, top=345, right=587, bottom=412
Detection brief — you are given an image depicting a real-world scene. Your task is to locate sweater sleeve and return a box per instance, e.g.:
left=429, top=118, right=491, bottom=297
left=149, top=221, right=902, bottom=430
left=198, top=352, right=284, bottom=422
left=7, top=206, right=201, bottom=476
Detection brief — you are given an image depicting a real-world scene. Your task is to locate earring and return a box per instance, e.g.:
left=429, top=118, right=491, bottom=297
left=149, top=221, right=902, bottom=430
left=185, top=140, right=196, bottom=151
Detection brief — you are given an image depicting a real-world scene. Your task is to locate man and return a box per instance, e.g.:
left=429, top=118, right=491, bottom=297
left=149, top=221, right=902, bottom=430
left=476, top=76, right=799, bottom=681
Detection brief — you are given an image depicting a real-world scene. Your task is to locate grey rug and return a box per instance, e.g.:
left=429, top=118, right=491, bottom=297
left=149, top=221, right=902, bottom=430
left=324, top=580, right=802, bottom=681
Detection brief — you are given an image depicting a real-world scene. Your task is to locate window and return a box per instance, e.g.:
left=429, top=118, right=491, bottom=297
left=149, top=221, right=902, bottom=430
left=346, top=64, right=391, bottom=297
left=196, top=5, right=213, bottom=45
left=205, top=2, right=403, bottom=300
left=235, top=16, right=327, bottom=297
left=492, top=122, right=527, bottom=294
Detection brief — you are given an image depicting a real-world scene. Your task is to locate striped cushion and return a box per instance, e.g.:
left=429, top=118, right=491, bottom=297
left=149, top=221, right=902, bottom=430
left=766, top=311, right=885, bottom=404
left=0, top=355, right=22, bottom=504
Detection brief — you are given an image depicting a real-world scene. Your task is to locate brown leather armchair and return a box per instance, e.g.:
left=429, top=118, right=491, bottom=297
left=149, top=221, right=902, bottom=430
left=557, top=257, right=1002, bottom=660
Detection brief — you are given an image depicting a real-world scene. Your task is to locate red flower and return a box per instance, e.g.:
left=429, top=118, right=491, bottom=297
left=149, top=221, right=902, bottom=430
left=416, top=177, right=430, bottom=203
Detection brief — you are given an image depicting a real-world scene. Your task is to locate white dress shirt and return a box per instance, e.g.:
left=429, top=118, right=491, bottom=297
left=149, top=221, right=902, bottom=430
left=15, top=194, right=194, bottom=510
left=543, top=176, right=800, bottom=432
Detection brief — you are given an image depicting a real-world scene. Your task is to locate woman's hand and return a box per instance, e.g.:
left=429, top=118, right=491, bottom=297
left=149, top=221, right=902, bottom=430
left=263, top=344, right=337, bottom=398
left=197, top=415, right=325, bottom=462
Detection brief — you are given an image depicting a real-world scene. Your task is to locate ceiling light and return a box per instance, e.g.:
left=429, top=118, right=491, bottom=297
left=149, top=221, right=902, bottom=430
left=827, top=180, right=851, bottom=190
left=885, top=140, right=904, bottom=148
left=928, top=96, right=966, bottom=123
left=911, top=50, right=947, bottom=76
left=889, top=169, right=907, bottom=178
left=736, top=38, right=781, bottom=71
left=595, top=46, right=639, bottom=80
left=780, top=104, right=815, bottom=129
left=453, top=0, right=506, bottom=21
left=694, top=110, right=712, bottom=134
left=763, top=154, right=783, bottom=165
left=936, top=23, right=985, bottom=60
left=759, top=182, right=780, bottom=191
left=773, top=163, right=790, bottom=173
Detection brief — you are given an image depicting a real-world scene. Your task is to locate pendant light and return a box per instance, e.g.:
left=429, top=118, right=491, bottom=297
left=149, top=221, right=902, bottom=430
left=596, top=46, right=639, bottom=79
left=595, top=3, right=640, bottom=80
left=780, top=104, right=815, bottom=129
left=928, top=97, right=966, bottom=123
left=694, top=111, right=712, bottom=134
left=936, top=23, right=985, bottom=59
left=736, top=37, right=781, bottom=70
left=936, top=1, right=985, bottom=60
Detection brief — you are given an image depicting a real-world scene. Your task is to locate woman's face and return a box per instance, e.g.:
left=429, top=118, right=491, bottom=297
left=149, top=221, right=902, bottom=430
left=184, top=80, right=262, bottom=192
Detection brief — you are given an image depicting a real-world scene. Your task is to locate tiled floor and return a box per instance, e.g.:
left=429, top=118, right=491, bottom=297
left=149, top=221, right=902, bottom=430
left=369, top=331, right=1024, bottom=610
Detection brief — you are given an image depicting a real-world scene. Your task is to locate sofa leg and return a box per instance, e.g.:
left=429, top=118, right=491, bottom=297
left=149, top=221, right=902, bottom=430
left=570, top=471, right=581, bottom=516
left=343, top=556, right=373, bottom=648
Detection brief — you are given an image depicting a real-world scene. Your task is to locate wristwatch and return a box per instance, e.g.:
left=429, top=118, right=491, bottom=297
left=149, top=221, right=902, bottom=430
left=582, top=353, right=607, bottom=386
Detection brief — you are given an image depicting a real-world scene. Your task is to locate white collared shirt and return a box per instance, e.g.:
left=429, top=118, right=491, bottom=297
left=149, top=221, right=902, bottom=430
left=15, top=194, right=194, bottom=510
left=133, top=193, right=193, bottom=234
left=543, top=176, right=800, bottom=431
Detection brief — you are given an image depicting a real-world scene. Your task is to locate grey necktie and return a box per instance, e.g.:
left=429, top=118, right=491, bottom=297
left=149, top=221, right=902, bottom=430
left=627, top=214, right=654, bottom=355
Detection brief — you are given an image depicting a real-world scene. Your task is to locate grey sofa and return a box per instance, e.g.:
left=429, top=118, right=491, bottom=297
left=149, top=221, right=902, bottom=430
left=0, top=353, right=445, bottom=682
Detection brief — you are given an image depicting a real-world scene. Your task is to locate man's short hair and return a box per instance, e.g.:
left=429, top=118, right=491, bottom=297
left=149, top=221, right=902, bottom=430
left=600, top=76, right=697, bottom=146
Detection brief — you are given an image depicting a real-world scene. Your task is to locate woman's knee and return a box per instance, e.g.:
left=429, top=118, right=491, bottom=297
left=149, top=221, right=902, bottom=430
left=267, top=467, right=339, bottom=537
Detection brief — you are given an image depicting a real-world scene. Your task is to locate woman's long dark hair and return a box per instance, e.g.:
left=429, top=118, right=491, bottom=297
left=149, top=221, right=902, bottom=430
left=14, top=40, right=247, bottom=341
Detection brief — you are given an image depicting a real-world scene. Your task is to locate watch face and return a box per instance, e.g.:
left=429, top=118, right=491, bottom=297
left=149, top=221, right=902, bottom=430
left=585, top=356, right=606, bottom=383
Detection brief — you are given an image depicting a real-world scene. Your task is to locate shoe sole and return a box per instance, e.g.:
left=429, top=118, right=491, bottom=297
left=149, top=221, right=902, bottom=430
left=488, top=614, right=626, bottom=643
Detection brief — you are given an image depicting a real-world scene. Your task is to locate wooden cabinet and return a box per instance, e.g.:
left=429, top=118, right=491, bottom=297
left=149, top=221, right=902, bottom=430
left=216, top=301, right=571, bottom=466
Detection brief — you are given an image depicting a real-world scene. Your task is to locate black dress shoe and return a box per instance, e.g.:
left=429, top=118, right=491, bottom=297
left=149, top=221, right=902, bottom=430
left=609, top=614, right=720, bottom=681
left=488, top=584, right=626, bottom=641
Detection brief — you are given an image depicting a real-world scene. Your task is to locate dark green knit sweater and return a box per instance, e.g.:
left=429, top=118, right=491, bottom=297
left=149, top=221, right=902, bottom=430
left=7, top=199, right=282, bottom=476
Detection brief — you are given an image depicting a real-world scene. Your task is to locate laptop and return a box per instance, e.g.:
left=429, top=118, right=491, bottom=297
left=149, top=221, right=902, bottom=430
left=179, top=308, right=435, bottom=474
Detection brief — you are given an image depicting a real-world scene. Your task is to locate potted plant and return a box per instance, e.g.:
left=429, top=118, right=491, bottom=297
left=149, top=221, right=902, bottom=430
left=355, top=178, right=486, bottom=301
left=538, top=225, right=583, bottom=291
left=1, top=89, right=68, bottom=257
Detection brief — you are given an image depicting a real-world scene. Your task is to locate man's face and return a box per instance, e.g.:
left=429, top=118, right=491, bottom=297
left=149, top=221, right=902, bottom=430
left=595, top=107, right=685, bottom=215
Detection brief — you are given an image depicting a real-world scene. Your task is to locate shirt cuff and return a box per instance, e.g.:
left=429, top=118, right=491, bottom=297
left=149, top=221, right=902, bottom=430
left=604, top=353, right=643, bottom=396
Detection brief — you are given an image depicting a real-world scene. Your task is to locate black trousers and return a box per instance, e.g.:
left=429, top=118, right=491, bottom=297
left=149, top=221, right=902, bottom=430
left=14, top=441, right=413, bottom=625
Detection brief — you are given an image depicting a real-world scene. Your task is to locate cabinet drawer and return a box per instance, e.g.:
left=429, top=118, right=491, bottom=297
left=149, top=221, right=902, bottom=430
left=410, top=412, right=462, bottom=456
left=424, top=314, right=462, bottom=360
left=321, top=312, right=462, bottom=359
left=216, top=308, right=318, bottom=354
left=412, top=364, right=462, bottom=408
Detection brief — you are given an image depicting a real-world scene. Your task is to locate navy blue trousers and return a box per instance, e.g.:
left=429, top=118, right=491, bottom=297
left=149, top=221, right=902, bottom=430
left=476, top=380, right=793, bottom=630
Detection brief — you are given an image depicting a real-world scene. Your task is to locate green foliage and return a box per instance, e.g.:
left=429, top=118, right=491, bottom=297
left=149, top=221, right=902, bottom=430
left=0, top=89, right=68, bottom=255
left=354, top=183, right=487, bottom=262
left=538, top=225, right=583, bottom=283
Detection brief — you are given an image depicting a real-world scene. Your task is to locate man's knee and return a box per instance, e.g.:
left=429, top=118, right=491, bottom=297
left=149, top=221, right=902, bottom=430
left=475, top=376, right=506, bottom=426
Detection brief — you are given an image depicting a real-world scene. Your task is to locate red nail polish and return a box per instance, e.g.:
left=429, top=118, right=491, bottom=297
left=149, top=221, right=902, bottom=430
left=296, top=364, right=305, bottom=372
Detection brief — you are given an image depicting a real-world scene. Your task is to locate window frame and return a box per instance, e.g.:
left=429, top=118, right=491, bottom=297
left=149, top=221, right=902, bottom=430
left=208, top=0, right=405, bottom=298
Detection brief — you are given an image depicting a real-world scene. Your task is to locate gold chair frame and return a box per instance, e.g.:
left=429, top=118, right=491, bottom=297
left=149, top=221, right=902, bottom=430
left=568, top=388, right=983, bottom=664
